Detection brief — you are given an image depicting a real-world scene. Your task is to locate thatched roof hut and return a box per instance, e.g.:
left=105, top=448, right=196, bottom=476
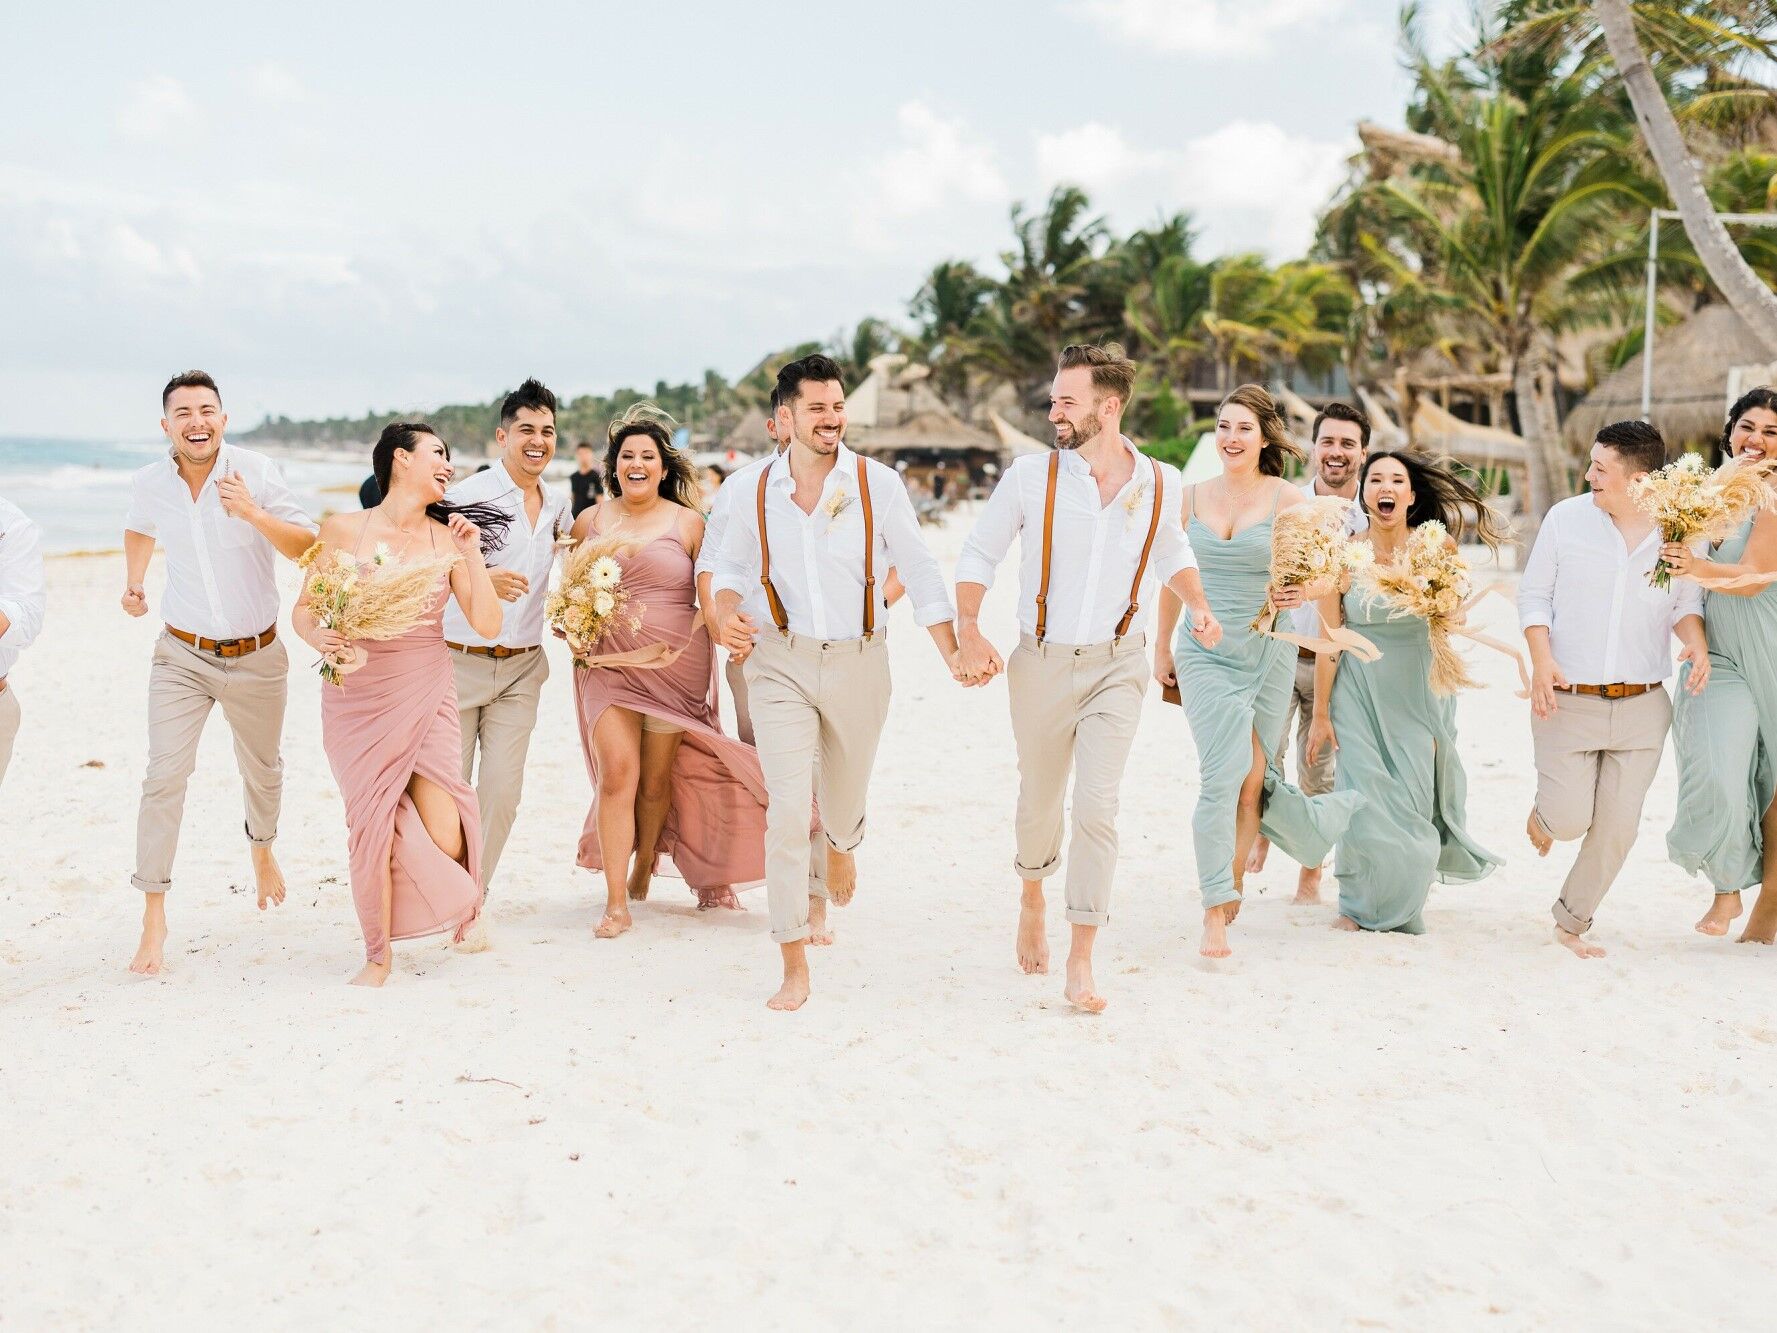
left=1563, top=304, right=1777, bottom=452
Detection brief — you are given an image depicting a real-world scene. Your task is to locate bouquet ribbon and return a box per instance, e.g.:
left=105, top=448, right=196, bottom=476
left=1448, top=584, right=1530, bottom=698
left=573, top=611, right=706, bottom=671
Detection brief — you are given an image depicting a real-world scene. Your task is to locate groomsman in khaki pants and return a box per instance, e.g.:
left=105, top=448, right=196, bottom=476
left=122, top=371, right=317, bottom=974
left=0, top=494, right=47, bottom=786
left=1519, top=420, right=1709, bottom=958
left=445, top=378, right=569, bottom=941
left=711, top=354, right=971, bottom=1010
left=956, top=343, right=1221, bottom=1012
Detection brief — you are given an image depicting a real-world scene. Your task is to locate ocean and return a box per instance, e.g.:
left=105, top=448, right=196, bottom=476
left=0, top=437, right=368, bottom=553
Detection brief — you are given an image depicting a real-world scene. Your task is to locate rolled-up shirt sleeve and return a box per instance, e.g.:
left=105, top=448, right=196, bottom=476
left=0, top=512, right=47, bottom=653
left=954, top=466, right=1023, bottom=590
left=878, top=466, right=954, bottom=626
left=1517, top=509, right=1558, bottom=630
left=258, top=460, right=316, bottom=533
left=124, top=474, right=157, bottom=539
left=711, top=482, right=761, bottom=600
left=1151, top=463, right=1197, bottom=586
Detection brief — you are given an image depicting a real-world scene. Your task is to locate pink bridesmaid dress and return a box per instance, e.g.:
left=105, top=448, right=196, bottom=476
left=321, top=533, right=483, bottom=962
left=572, top=532, right=783, bottom=904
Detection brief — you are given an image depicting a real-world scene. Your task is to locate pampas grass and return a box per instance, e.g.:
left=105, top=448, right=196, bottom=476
left=1251, top=495, right=1366, bottom=632
left=1631, top=453, right=1777, bottom=589
left=545, top=535, right=643, bottom=664
left=1360, top=520, right=1477, bottom=694
left=297, top=541, right=460, bottom=685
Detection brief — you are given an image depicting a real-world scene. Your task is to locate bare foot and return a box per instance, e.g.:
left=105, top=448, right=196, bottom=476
left=1554, top=926, right=1606, bottom=958
left=1200, top=904, right=1233, bottom=958
left=251, top=843, right=286, bottom=909
left=1696, top=893, right=1741, bottom=936
left=1064, top=954, right=1106, bottom=1012
left=129, top=908, right=167, bottom=976
left=594, top=910, right=633, bottom=939
left=1526, top=810, right=1552, bottom=857
left=350, top=957, right=391, bottom=987
left=627, top=866, right=652, bottom=902
left=695, top=887, right=741, bottom=910
left=1245, top=836, right=1270, bottom=876
left=1740, top=888, right=1777, bottom=944
left=451, top=916, right=491, bottom=953
left=808, top=895, right=834, bottom=947
left=768, top=946, right=811, bottom=1011
left=826, top=845, right=858, bottom=907
left=1293, top=867, right=1323, bottom=905
left=1225, top=890, right=1243, bottom=925
left=1017, top=890, right=1049, bottom=975
left=1331, top=915, right=1360, bottom=931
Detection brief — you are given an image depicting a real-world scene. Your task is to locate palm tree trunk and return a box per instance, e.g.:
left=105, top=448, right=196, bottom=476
left=1512, top=340, right=1563, bottom=550
left=1595, top=0, right=1777, bottom=354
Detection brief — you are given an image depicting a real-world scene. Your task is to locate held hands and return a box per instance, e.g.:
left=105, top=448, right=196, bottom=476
left=488, top=569, right=530, bottom=602
left=1678, top=642, right=1712, bottom=695
left=1306, top=714, right=1337, bottom=765
left=713, top=607, right=759, bottom=662
left=446, top=513, right=483, bottom=558
left=953, top=624, right=1004, bottom=687
left=216, top=473, right=262, bottom=524
left=1530, top=657, right=1569, bottom=720
left=121, top=585, right=148, bottom=617
left=1188, top=607, right=1223, bottom=649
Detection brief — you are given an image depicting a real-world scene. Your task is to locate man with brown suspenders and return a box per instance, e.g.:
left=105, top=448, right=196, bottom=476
left=711, top=354, right=973, bottom=1011
left=956, top=344, right=1221, bottom=1012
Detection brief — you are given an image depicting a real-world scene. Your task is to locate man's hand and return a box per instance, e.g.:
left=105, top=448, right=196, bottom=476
left=1530, top=656, right=1568, bottom=720
left=718, top=610, right=758, bottom=659
left=488, top=569, right=529, bottom=602
left=122, top=585, right=148, bottom=618
left=216, top=473, right=263, bottom=523
left=1678, top=641, right=1712, bottom=695
left=1154, top=643, right=1177, bottom=689
left=955, top=623, right=1003, bottom=683
left=1188, top=606, right=1222, bottom=650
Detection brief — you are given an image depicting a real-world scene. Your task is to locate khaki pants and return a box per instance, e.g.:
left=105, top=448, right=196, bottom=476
left=454, top=646, right=549, bottom=890
left=0, top=682, right=18, bottom=786
left=1532, top=687, right=1671, bottom=935
left=1008, top=633, right=1147, bottom=926
left=743, top=631, right=891, bottom=943
left=132, top=631, right=289, bottom=893
left=1276, top=652, right=1334, bottom=797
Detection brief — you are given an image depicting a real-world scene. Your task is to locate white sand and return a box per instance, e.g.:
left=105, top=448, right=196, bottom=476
left=4, top=514, right=1773, bottom=1330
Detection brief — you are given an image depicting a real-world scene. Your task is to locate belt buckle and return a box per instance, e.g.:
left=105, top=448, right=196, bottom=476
left=212, top=636, right=243, bottom=658
left=1605, top=682, right=1626, bottom=700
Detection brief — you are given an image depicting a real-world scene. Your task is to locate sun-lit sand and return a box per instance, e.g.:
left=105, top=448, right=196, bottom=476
left=4, top=511, right=1773, bottom=1328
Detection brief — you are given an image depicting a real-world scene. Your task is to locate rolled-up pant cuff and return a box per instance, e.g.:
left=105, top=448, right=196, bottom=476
left=824, top=831, right=864, bottom=856
left=1065, top=908, right=1109, bottom=927
left=1551, top=900, right=1591, bottom=935
left=772, top=923, right=813, bottom=945
left=131, top=874, right=170, bottom=893
left=1202, top=886, right=1242, bottom=911
left=1015, top=855, right=1061, bottom=881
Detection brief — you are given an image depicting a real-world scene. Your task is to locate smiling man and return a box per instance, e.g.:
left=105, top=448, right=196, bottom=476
left=443, top=378, right=568, bottom=935
left=122, top=370, right=318, bottom=975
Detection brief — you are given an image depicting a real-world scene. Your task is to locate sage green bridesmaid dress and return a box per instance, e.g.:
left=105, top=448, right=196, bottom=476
left=1329, top=585, right=1500, bottom=933
left=1176, top=486, right=1363, bottom=911
left=1668, top=518, right=1777, bottom=894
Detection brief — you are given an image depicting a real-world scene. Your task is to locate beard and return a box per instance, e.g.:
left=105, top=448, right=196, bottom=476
left=1055, top=414, right=1101, bottom=450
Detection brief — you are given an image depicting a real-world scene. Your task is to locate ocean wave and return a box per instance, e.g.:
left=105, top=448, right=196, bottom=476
left=0, top=463, right=140, bottom=490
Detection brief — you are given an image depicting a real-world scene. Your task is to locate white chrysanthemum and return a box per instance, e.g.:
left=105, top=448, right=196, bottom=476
left=590, top=556, right=622, bottom=589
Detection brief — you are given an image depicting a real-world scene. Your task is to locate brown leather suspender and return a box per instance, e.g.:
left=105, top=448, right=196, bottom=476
left=756, top=457, right=878, bottom=639
left=1033, top=451, right=1164, bottom=644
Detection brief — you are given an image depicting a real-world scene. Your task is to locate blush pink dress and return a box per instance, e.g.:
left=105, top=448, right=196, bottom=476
left=573, top=532, right=781, bottom=905
left=320, top=532, right=483, bottom=962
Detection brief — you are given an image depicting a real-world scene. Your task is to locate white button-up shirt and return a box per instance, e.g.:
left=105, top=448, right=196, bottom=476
left=1518, top=493, right=1703, bottom=685
left=955, top=438, right=1196, bottom=645
left=1290, top=476, right=1368, bottom=639
left=695, top=452, right=776, bottom=585
left=124, top=443, right=314, bottom=640
left=0, top=496, right=47, bottom=680
left=441, top=460, right=568, bottom=648
left=711, top=444, right=953, bottom=640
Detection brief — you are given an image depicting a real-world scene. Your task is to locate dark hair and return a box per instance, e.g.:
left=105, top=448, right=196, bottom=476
left=1594, top=419, right=1667, bottom=475
left=499, top=377, right=558, bottom=427
left=574, top=440, right=595, bottom=454
left=162, top=369, right=221, bottom=411
left=1361, top=450, right=1511, bottom=554
left=1058, top=342, right=1137, bottom=408
left=1220, top=384, right=1304, bottom=477
left=775, top=354, right=846, bottom=407
left=767, top=383, right=784, bottom=414
left=604, top=403, right=703, bottom=511
left=371, top=421, right=512, bottom=557
left=1311, top=400, right=1371, bottom=450
left=1723, top=386, right=1777, bottom=458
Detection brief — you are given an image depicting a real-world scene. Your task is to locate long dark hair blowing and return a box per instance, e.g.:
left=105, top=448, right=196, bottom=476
left=604, top=403, right=703, bottom=511
left=1220, top=383, right=1304, bottom=477
left=1724, top=386, right=1777, bottom=457
left=1361, top=449, right=1511, bottom=554
left=372, top=421, right=512, bottom=558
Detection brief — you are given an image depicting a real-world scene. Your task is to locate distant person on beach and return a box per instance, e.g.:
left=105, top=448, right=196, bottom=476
left=359, top=474, right=381, bottom=508
left=442, top=378, right=569, bottom=939
left=0, top=494, right=47, bottom=786
left=570, top=441, right=604, bottom=516
left=709, top=354, right=970, bottom=1010
left=121, top=370, right=317, bottom=975
left=955, top=343, right=1220, bottom=1012
left=1245, top=401, right=1369, bottom=903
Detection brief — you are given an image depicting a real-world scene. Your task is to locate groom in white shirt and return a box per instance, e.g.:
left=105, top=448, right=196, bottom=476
left=1518, top=420, right=1708, bottom=958
left=121, top=371, right=317, bottom=974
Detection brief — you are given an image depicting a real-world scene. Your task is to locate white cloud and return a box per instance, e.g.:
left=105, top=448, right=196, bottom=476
left=848, top=101, right=1008, bottom=249
left=1069, top=0, right=1348, bottom=58
left=1035, top=122, right=1170, bottom=191
left=116, top=75, right=198, bottom=143
left=102, top=223, right=200, bottom=281
left=245, top=63, right=306, bottom=103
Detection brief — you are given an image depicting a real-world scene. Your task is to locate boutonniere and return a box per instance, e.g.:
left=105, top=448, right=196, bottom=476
left=824, top=485, right=853, bottom=533
left=1123, top=481, right=1149, bottom=529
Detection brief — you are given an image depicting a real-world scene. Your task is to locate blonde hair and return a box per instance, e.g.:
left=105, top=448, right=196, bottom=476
left=1220, top=383, right=1304, bottom=477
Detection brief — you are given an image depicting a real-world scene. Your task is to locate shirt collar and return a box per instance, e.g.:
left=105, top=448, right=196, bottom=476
left=768, top=441, right=859, bottom=489
left=1059, top=435, right=1145, bottom=483
left=163, top=441, right=234, bottom=493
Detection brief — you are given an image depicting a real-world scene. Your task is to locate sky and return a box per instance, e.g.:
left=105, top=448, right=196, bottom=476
left=1, top=0, right=1475, bottom=437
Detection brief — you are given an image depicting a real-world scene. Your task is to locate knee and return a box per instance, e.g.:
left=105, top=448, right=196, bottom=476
left=1236, top=776, right=1265, bottom=816
left=598, top=758, right=640, bottom=802
left=1071, top=784, right=1121, bottom=833
left=638, top=766, right=673, bottom=804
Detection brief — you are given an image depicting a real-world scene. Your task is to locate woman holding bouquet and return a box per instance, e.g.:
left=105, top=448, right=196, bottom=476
left=568, top=405, right=780, bottom=938
left=295, top=422, right=508, bottom=986
left=1155, top=385, right=1363, bottom=959
left=1306, top=451, right=1507, bottom=934
left=1664, top=387, right=1777, bottom=943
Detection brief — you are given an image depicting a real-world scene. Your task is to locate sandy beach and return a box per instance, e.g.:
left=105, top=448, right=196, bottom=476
left=4, top=510, right=1774, bottom=1330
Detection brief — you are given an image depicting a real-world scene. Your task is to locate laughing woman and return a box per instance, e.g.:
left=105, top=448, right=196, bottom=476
left=295, top=422, right=509, bottom=986
left=569, top=405, right=782, bottom=938
left=1306, top=451, right=1508, bottom=935
left=1664, top=387, right=1777, bottom=943
left=1156, top=384, right=1363, bottom=959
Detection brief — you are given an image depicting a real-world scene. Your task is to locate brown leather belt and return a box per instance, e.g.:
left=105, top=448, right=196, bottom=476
left=167, top=624, right=277, bottom=658
left=447, top=642, right=540, bottom=659
left=1556, top=682, right=1660, bottom=700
